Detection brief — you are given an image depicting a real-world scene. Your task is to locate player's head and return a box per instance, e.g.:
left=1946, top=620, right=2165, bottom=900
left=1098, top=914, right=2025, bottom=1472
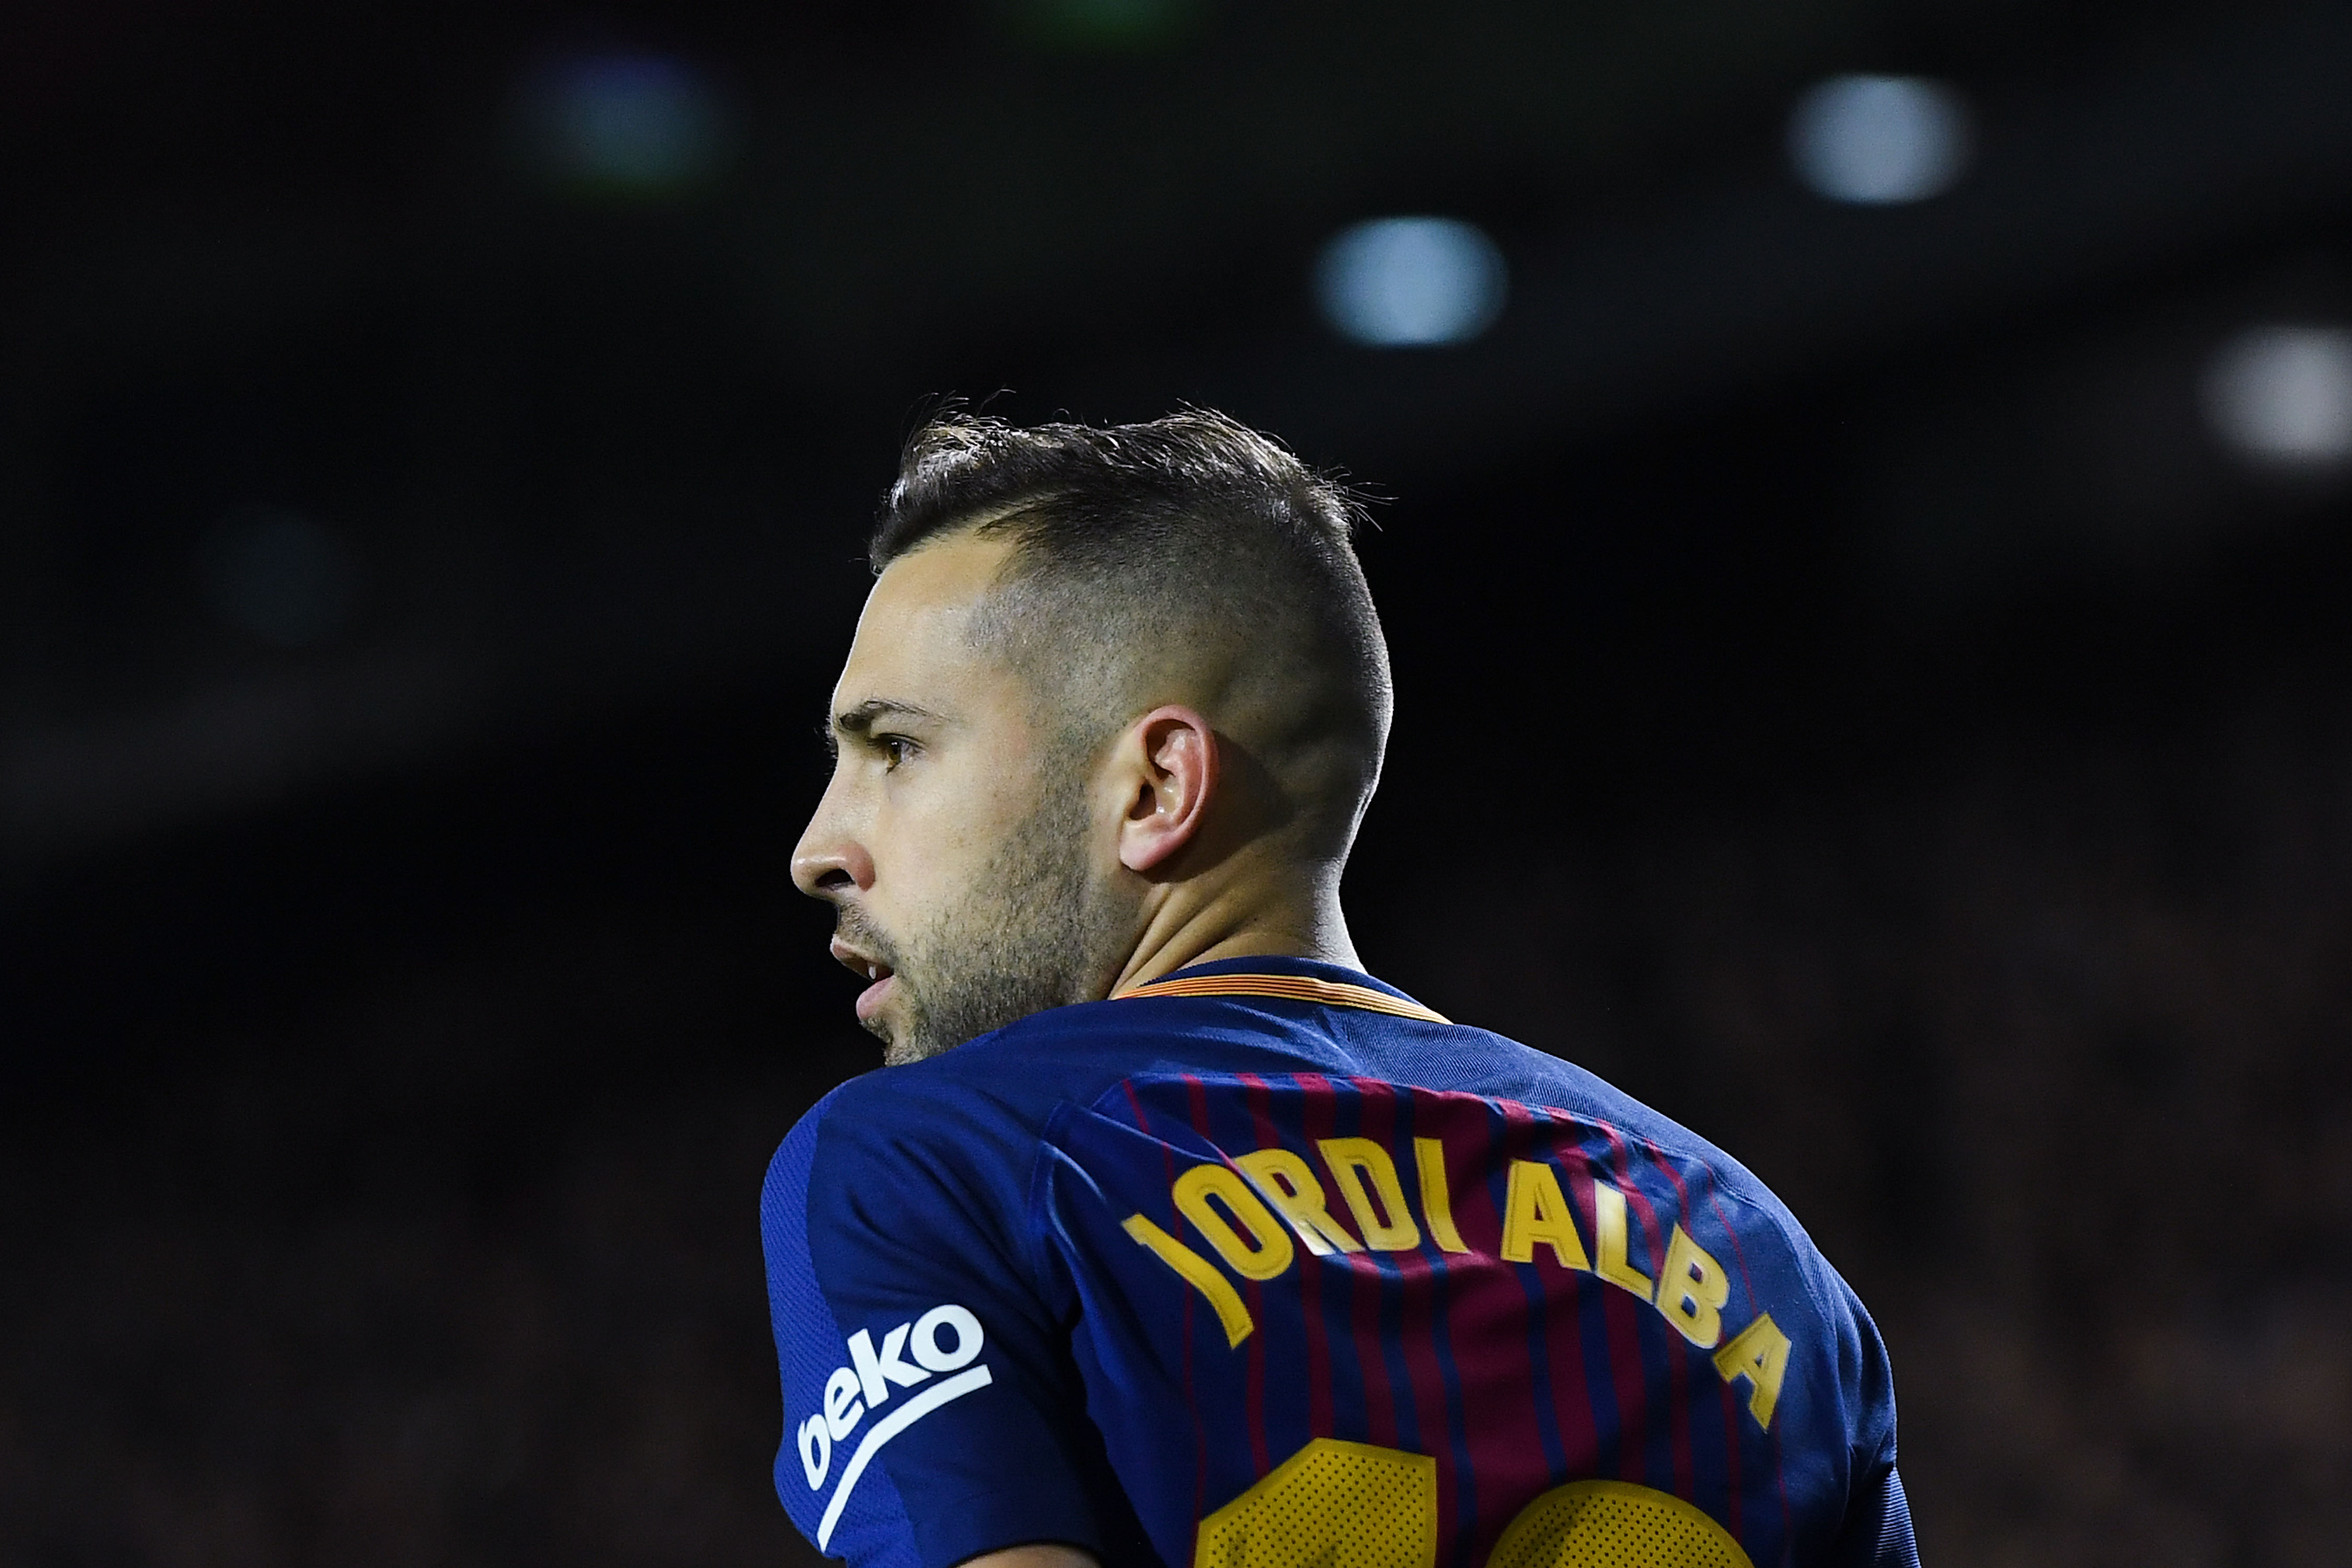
left=791, top=408, right=1391, bottom=1063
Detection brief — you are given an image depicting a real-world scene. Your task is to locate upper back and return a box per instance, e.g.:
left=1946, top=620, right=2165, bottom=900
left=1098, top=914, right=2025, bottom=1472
left=769, top=958, right=1900, bottom=1568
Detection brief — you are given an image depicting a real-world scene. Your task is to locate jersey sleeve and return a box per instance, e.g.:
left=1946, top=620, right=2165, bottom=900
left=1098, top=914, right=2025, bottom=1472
left=1830, top=1272, right=1918, bottom=1568
left=1836, top=1459, right=1920, bottom=1568
left=761, top=1082, right=1119, bottom=1568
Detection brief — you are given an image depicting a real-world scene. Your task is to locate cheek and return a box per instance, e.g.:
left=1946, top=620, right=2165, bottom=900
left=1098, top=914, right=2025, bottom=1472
left=870, top=717, right=1054, bottom=889
left=872, top=776, right=1001, bottom=898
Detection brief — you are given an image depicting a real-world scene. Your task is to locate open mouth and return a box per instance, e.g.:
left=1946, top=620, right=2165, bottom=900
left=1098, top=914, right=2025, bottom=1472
left=828, top=937, right=897, bottom=1023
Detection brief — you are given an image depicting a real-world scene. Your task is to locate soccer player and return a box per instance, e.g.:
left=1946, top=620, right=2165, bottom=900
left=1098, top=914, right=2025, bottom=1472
left=764, top=411, right=1918, bottom=1568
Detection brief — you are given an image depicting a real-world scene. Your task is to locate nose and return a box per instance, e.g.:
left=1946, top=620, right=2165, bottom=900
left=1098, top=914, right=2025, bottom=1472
left=791, top=794, right=874, bottom=902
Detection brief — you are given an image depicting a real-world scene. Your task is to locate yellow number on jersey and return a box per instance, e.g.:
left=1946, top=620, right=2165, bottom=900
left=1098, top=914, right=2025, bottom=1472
left=1193, top=1440, right=1436, bottom=1568
left=1486, top=1480, right=1753, bottom=1568
left=1192, top=1439, right=1754, bottom=1568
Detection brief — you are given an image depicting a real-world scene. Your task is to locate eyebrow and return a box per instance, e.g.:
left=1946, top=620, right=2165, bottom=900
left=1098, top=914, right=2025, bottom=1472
left=831, top=698, right=947, bottom=737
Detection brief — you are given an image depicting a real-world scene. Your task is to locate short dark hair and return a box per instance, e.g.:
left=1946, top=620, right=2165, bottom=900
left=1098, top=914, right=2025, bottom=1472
left=873, top=408, right=1364, bottom=578
left=873, top=408, right=1391, bottom=852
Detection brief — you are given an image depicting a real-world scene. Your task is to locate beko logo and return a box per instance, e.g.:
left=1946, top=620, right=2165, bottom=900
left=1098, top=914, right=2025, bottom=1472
left=797, top=1304, right=991, bottom=1549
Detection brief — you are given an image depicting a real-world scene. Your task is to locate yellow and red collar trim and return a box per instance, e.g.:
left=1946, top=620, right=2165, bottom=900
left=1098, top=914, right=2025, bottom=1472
left=1113, top=971, right=1450, bottom=1025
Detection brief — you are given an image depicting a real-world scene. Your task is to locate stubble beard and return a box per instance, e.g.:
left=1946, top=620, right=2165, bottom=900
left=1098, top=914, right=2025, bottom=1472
left=845, top=774, right=1136, bottom=1066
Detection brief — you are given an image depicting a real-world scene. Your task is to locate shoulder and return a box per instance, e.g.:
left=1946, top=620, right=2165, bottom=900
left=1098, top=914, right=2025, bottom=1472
left=808, top=997, right=1210, bottom=1134
left=1443, top=1020, right=1803, bottom=1221
left=1506, top=1035, right=1897, bottom=1440
left=764, top=1002, right=1175, bottom=1237
left=1436, top=1018, right=1875, bottom=1342
left=1447, top=1022, right=1898, bottom=1445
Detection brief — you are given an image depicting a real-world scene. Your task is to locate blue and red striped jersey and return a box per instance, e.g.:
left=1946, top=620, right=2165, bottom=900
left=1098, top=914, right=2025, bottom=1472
left=763, top=956, right=1915, bottom=1568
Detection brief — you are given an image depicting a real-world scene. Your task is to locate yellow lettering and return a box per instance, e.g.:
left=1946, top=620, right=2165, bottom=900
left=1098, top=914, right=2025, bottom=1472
left=1317, top=1138, right=1422, bottom=1251
left=1125, top=1214, right=1256, bottom=1347
left=1413, top=1137, right=1470, bottom=1254
left=1499, top=1159, right=1591, bottom=1270
left=1712, top=1312, right=1792, bottom=1429
left=1173, top=1165, right=1296, bottom=1281
left=1235, top=1148, right=1363, bottom=1255
left=1593, top=1183, right=1655, bottom=1301
left=1655, top=1225, right=1730, bottom=1347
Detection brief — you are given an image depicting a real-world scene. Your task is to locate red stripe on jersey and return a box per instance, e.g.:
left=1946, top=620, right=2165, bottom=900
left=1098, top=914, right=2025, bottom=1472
left=1348, top=1079, right=1401, bottom=1451
left=1439, top=1098, right=1549, bottom=1561
left=1173, top=1076, right=1216, bottom=1521
left=1648, top=1150, right=1704, bottom=1503
left=1553, top=1131, right=1647, bottom=1483
left=1526, top=1112, right=1598, bottom=1482
left=1121, top=1078, right=1210, bottom=1524
left=1295, top=1073, right=1338, bottom=1441
left=1399, top=1087, right=1465, bottom=1561
left=1610, top=1128, right=1694, bottom=1500
left=1238, top=1073, right=1278, bottom=1480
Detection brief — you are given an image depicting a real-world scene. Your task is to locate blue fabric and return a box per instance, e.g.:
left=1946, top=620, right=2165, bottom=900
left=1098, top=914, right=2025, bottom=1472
left=762, top=957, right=1913, bottom=1568
left=763, top=1093, right=919, bottom=1568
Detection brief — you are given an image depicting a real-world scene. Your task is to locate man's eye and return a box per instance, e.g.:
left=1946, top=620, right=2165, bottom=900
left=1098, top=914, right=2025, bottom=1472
left=879, top=736, right=914, bottom=770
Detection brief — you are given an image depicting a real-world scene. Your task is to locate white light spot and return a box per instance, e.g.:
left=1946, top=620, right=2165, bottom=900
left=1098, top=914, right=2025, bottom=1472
left=1316, top=217, right=1506, bottom=348
left=2204, top=325, right=2352, bottom=467
left=527, top=54, right=725, bottom=195
left=198, top=508, right=359, bottom=648
left=1788, top=75, right=1971, bottom=205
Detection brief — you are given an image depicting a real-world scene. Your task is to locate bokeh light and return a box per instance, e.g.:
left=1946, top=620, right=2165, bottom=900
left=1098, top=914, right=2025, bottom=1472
left=1788, top=75, right=1972, bottom=205
left=1315, top=217, right=1507, bottom=348
left=524, top=54, right=727, bottom=198
left=2203, top=324, right=2352, bottom=467
left=197, top=508, right=359, bottom=648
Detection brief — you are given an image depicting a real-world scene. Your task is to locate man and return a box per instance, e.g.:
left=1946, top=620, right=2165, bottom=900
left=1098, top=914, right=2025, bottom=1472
left=764, top=410, right=1917, bottom=1568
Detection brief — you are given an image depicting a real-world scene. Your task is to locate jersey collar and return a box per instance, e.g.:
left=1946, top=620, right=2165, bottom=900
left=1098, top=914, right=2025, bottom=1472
left=1112, top=955, right=1449, bottom=1025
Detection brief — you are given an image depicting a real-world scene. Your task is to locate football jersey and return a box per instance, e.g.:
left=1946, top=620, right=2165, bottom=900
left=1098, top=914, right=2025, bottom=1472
left=762, top=956, right=1916, bottom=1568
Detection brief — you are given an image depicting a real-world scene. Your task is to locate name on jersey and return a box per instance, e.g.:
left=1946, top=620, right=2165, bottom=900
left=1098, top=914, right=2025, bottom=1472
left=793, top=1303, right=993, bottom=1551
left=1121, top=1137, right=1792, bottom=1430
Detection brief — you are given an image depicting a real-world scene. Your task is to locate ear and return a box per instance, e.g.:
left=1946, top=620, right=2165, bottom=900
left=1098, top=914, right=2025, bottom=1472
left=1115, top=705, right=1218, bottom=875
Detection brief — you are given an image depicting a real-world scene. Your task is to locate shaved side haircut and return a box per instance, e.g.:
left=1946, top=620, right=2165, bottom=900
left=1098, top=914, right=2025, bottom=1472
left=873, top=410, right=1393, bottom=860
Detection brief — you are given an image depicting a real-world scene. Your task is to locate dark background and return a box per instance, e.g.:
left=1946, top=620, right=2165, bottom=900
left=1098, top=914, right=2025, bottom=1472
left=6, top=2, right=2352, bottom=1564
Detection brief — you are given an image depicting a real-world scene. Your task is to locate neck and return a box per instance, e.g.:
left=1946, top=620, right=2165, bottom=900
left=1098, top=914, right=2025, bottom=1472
left=1106, top=875, right=1362, bottom=996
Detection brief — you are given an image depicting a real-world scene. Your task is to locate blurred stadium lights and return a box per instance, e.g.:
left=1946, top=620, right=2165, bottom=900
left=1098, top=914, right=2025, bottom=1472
left=1788, top=75, right=1973, bottom=205
left=196, top=509, right=360, bottom=649
left=10, top=0, right=2352, bottom=868
left=2203, top=325, right=2352, bottom=468
left=1172, top=6, right=2352, bottom=478
left=522, top=54, right=729, bottom=198
left=1315, top=218, right=1508, bottom=348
